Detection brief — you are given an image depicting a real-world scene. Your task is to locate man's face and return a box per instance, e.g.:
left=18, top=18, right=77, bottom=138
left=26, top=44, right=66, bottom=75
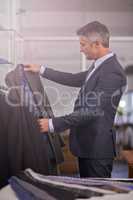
left=79, top=36, right=99, bottom=60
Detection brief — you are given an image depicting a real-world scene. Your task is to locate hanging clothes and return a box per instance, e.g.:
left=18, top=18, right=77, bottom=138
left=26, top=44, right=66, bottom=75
left=5, top=65, right=64, bottom=174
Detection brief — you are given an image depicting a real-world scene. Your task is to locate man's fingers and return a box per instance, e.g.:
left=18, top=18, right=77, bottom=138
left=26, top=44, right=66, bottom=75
left=38, top=119, right=43, bottom=128
left=24, top=65, right=32, bottom=71
left=23, top=64, right=40, bottom=73
left=38, top=122, right=44, bottom=133
left=40, top=127, right=44, bottom=133
left=38, top=119, right=43, bottom=125
left=37, top=119, right=48, bottom=133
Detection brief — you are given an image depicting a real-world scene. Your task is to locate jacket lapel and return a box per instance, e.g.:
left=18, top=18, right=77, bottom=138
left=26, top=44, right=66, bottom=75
left=24, top=72, right=43, bottom=96
left=81, top=65, right=101, bottom=92
left=24, top=70, right=52, bottom=116
left=83, top=55, right=116, bottom=91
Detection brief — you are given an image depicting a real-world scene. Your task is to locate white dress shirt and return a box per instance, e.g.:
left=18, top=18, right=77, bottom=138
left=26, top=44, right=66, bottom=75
left=40, top=52, right=114, bottom=133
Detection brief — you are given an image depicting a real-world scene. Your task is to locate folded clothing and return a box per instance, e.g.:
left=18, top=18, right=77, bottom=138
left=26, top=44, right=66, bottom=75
left=9, top=169, right=104, bottom=200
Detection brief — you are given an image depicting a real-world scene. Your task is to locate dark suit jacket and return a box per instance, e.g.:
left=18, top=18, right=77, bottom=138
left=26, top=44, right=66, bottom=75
left=0, top=92, right=50, bottom=189
left=0, top=93, right=10, bottom=188
left=42, top=55, right=127, bottom=159
left=5, top=65, right=64, bottom=165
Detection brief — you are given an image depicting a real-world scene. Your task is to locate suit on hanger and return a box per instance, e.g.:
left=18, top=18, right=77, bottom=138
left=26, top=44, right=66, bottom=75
left=0, top=91, right=50, bottom=189
left=5, top=65, right=64, bottom=175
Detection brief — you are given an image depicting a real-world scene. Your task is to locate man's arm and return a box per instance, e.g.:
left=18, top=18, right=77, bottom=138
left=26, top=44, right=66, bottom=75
left=52, top=109, right=99, bottom=133
left=42, top=67, right=87, bottom=87
left=38, top=108, right=100, bottom=133
left=24, top=64, right=87, bottom=87
left=49, top=72, right=126, bottom=133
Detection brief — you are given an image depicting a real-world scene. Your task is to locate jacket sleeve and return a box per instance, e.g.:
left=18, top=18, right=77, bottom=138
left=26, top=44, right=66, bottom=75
left=52, top=72, right=127, bottom=133
left=52, top=109, right=100, bottom=133
left=42, top=68, right=87, bottom=87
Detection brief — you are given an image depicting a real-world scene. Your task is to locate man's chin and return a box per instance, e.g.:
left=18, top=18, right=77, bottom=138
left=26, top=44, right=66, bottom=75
left=86, top=55, right=93, bottom=60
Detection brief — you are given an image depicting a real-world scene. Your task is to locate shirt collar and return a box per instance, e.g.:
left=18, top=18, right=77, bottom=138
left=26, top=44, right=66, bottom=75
left=94, top=52, right=114, bottom=69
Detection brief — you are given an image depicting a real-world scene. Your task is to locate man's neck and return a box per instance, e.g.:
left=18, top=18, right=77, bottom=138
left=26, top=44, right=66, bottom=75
left=96, top=48, right=110, bottom=60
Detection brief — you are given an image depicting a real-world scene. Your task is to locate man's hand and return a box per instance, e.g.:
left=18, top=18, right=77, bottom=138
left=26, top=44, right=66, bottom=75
left=24, top=64, right=41, bottom=73
left=38, top=118, right=49, bottom=133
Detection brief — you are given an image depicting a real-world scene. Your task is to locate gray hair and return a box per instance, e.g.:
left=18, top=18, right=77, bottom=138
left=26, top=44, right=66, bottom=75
left=77, top=21, right=110, bottom=48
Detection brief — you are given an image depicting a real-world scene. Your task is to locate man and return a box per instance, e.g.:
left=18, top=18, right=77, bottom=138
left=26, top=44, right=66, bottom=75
left=25, top=21, right=127, bottom=178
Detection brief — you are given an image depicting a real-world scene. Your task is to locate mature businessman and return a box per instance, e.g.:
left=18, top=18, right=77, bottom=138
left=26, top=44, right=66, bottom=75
left=25, top=21, right=127, bottom=178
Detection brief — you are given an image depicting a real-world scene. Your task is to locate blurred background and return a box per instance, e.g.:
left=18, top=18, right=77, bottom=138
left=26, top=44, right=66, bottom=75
left=0, top=0, right=133, bottom=178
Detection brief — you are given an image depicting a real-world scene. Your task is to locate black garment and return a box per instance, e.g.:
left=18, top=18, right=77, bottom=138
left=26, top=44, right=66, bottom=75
left=0, top=93, right=10, bottom=188
left=0, top=92, right=50, bottom=189
left=5, top=65, right=64, bottom=175
left=42, top=55, right=127, bottom=159
left=78, top=158, right=113, bottom=178
left=7, top=105, right=50, bottom=177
